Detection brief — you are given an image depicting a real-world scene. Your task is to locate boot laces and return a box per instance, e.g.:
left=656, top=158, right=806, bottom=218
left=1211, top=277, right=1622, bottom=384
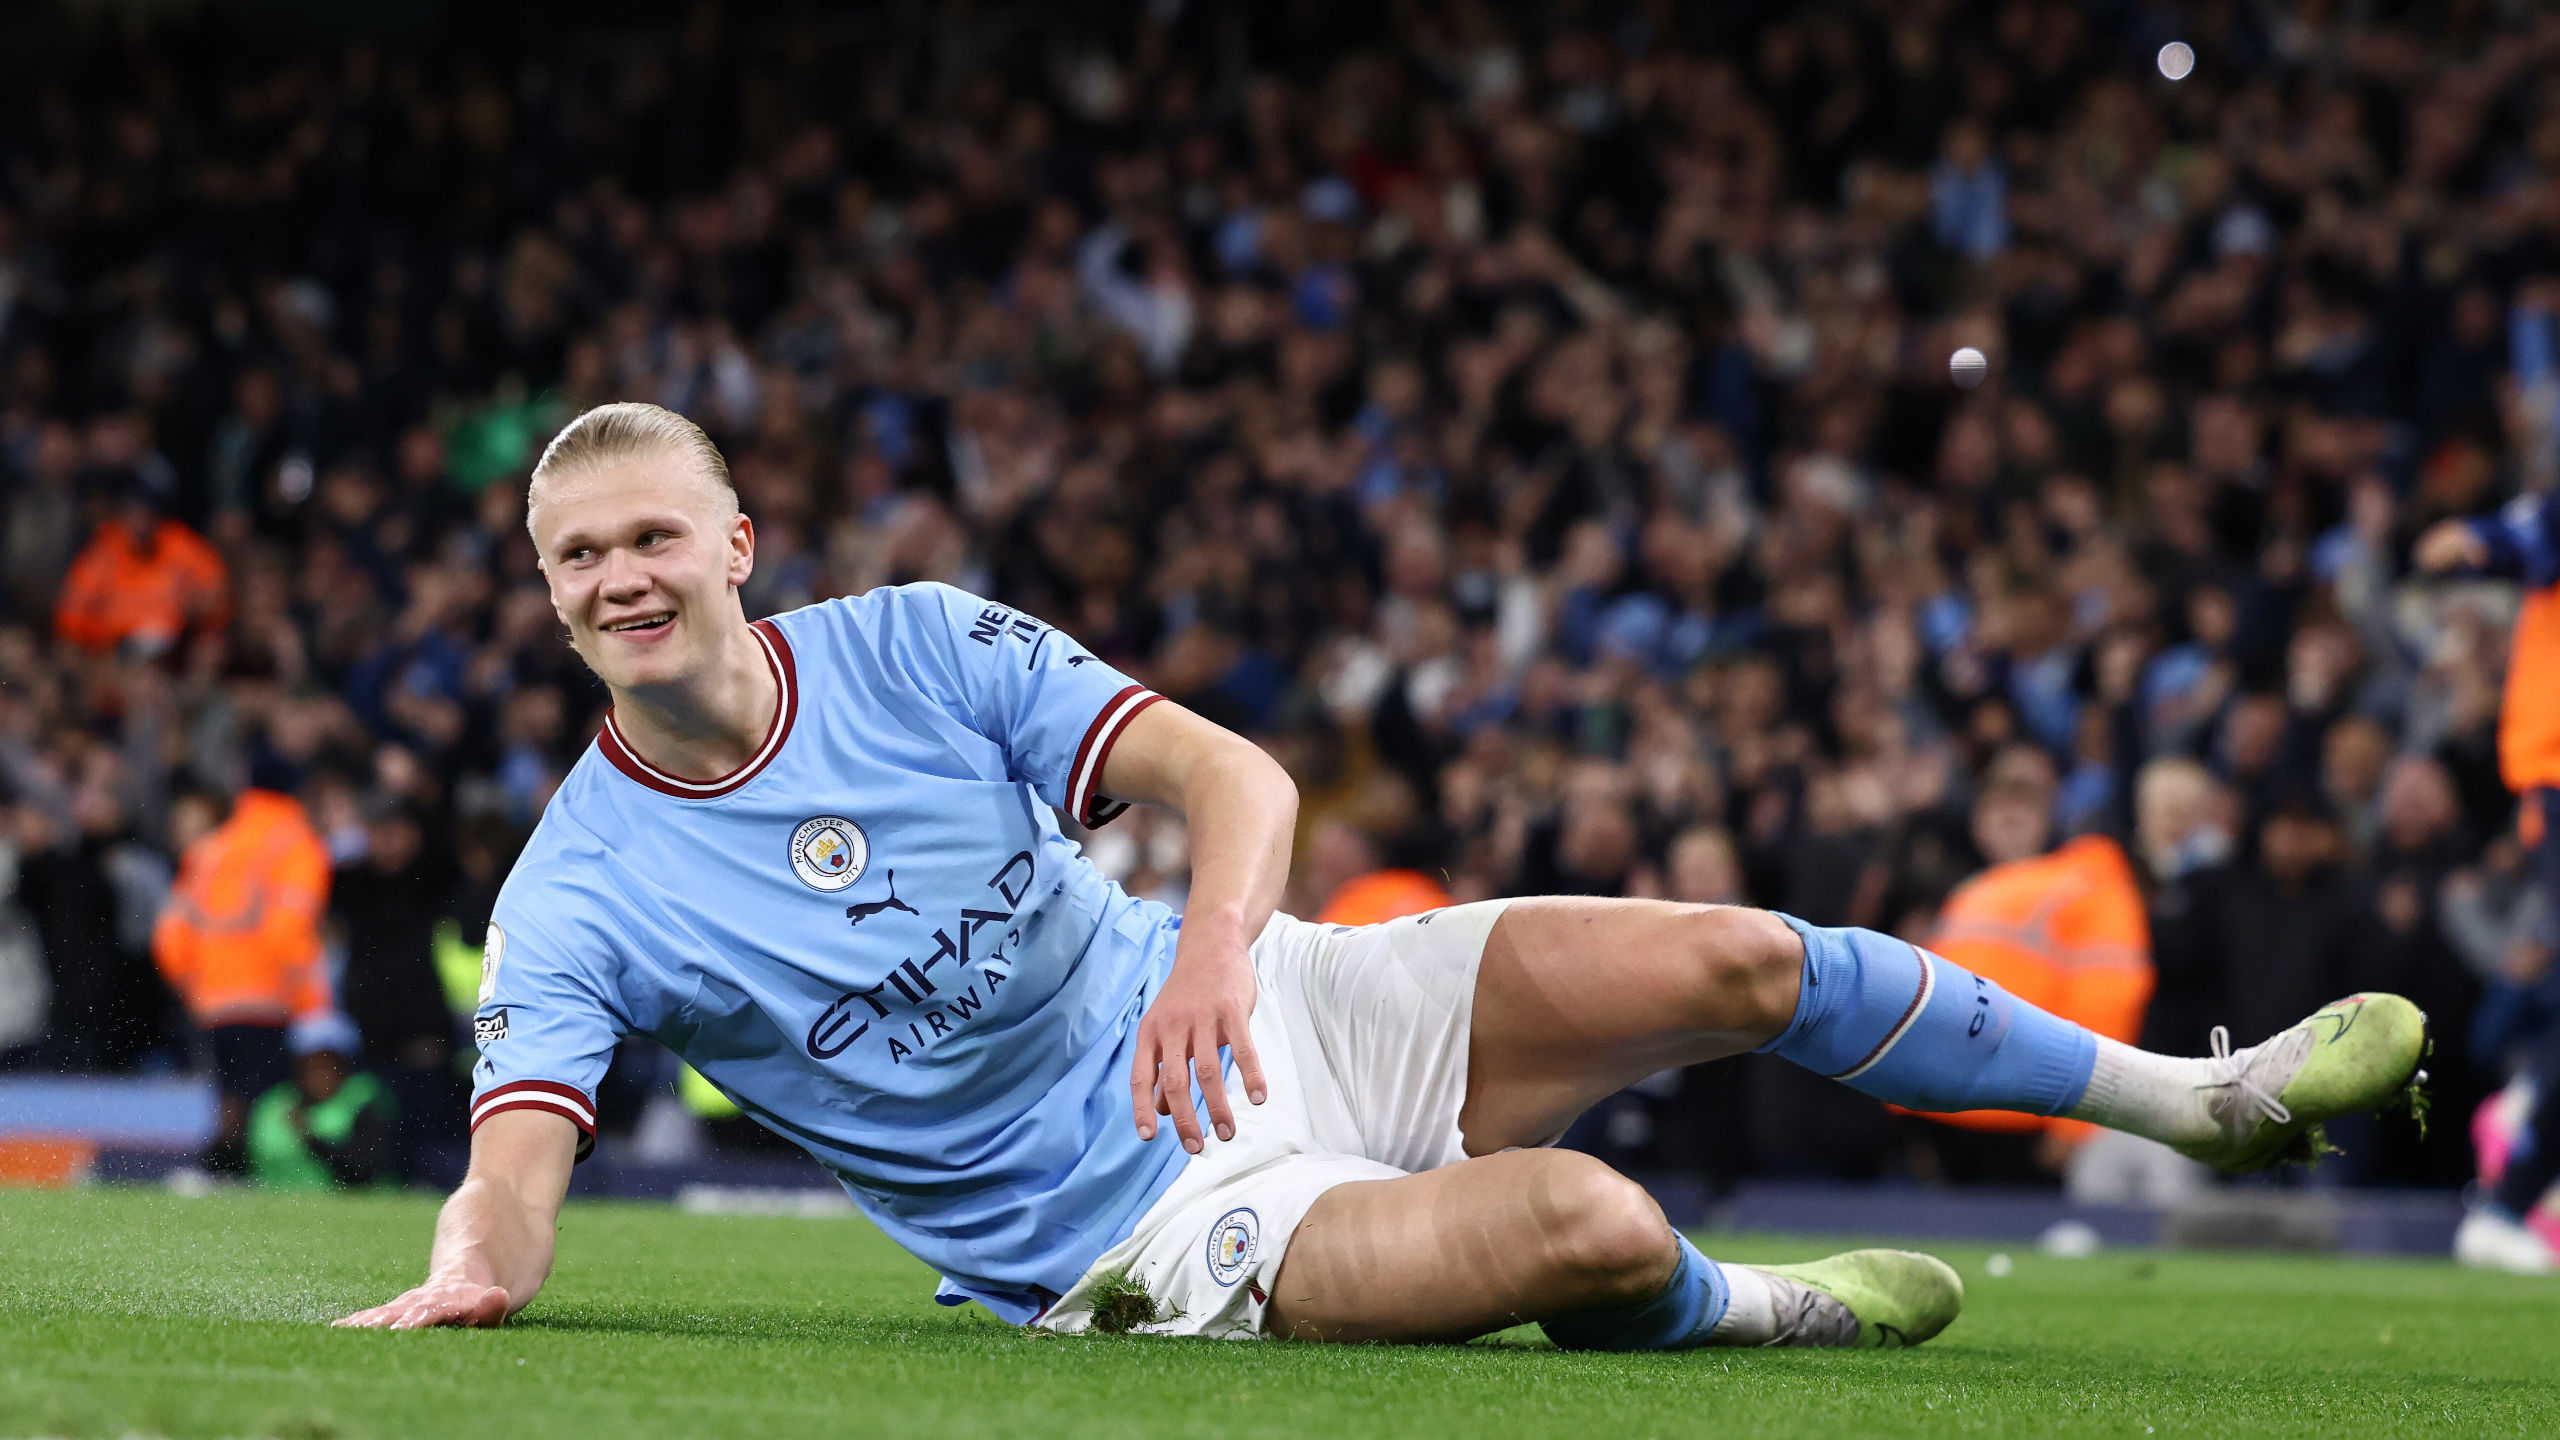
left=2203, top=1024, right=2306, bottom=1129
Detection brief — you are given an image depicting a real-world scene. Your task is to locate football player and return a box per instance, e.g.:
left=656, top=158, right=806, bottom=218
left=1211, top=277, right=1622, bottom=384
left=341, top=404, right=2426, bottom=1347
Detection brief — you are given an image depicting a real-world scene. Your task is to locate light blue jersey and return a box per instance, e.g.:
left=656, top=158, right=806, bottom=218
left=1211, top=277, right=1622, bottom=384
left=468, top=583, right=1188, bottom=1322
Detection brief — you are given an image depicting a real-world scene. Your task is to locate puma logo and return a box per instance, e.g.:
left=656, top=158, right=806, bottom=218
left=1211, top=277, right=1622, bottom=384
left=845, top=870, right=921, bottom=928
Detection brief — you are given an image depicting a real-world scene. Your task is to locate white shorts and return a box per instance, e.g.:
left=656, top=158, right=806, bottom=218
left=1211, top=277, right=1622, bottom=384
left=1032, top=899, right=1515, bottom=1340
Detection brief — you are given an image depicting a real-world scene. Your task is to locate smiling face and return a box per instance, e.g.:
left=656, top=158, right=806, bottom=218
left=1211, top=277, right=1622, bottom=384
left=529, top=453, right=754, bottom=694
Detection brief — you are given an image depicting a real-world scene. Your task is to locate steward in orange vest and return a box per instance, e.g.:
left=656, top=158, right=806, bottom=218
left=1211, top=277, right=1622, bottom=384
left=154, top=788, right=334, bottom=1030
left=154, top=783, right=335, bottom=1172
left=1920, top=834, right=2155, bottom=1145
left=53, top=487, right=230, bottom=658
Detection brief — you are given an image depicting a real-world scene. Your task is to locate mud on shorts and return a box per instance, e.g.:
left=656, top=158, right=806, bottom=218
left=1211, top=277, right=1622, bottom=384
left=1031, top=900, right=1514, bottom=1340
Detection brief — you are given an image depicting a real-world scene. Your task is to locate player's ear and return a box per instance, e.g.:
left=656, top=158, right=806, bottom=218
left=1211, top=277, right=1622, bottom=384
left=727, top=512, right=755, bottom=587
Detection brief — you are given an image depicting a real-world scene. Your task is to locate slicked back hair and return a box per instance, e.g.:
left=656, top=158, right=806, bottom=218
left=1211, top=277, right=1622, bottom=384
left=526, top=401, right=737, bottom=534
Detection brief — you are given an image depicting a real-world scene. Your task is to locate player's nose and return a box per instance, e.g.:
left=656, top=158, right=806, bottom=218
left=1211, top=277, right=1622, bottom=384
left=594, top=546, right=654, bottom=602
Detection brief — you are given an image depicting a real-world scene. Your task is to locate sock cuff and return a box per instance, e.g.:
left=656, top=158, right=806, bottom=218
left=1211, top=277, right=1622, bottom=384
left=1676, top=1233, right=1731, bottom=1343
left=1754, top=912, right=1828, bottom=1057
left=2039, top=1025, right=2100, bottom=1117
left=2068, top=1035, right=2128, bottom=1122
left=1538, top=1233, right=1729, bottom=1352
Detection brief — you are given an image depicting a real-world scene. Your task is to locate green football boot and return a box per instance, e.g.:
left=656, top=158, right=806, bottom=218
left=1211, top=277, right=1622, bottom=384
left=1744, top=1249, right=1964, bottom=1348
left=2176, top=992, right=2430, bottom=1174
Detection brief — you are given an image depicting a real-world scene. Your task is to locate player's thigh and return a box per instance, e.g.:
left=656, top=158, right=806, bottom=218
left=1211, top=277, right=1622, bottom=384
left=1459, top=897, right=1801, bottom=1155
left=1264, top=1148, right=1678, bottom=1344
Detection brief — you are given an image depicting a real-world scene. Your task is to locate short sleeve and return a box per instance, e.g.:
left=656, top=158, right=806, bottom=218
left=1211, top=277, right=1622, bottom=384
left=467, top=907, right=626, bottom=1162
left=888, top=583, right=1164, bottom=827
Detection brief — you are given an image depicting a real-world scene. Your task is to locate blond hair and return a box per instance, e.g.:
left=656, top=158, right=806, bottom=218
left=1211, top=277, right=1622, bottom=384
left=526, top=402, right=736, bottom=532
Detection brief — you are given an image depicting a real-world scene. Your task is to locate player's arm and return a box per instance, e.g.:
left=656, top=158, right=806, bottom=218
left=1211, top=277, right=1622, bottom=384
left=2416, top=491, right=2560, bottom=583
left=1099, top=701, right=1299, bottom=1150
left=332, top=1109, right=577, bottom=1328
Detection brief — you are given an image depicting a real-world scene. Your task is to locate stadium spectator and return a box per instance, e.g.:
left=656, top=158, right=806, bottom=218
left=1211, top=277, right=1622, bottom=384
left=246, top=1045, right=401, bottom=1191
left=52, top=484, right=230, bottom=659
left=152, top=781, right=336, bottom=1172
left=1915, top=796, right=2153, bottom=1184
left=2420, top=486, right=2560, bottom=1262
left=330, top=796, right=463, bottom=1164
left=2185, top=791, right=2364, bottom=1052
left=8, top=746, right=172, bottom=1073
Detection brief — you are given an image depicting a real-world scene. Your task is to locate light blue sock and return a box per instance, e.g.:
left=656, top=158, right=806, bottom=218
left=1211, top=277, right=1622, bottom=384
left=1759, top=914, right=2097, bottom=1116
left=1539, top=1233, right=1728, bottom=1351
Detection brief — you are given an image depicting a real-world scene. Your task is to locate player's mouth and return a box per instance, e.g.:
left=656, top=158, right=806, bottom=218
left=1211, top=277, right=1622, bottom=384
left=600, top=611, right=676, bottom=637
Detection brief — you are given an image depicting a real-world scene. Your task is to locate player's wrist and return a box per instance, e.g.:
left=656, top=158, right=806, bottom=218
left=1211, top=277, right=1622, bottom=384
left=1174, top=905, right=1258, bottom=955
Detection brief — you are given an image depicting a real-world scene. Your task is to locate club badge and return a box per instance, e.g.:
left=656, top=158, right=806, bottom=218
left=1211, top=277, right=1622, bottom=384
left=1206, top=1207, right=1260, bottom=1288
left=790, top=816, right=870, bottom=892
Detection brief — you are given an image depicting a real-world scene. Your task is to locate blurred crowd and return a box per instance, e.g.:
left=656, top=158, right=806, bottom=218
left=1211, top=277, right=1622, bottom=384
left=3, top=0, right=2558, bottom=1191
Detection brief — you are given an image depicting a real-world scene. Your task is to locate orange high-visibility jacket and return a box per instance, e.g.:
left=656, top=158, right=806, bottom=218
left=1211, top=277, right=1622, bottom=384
left=152, top=790, right=333, bottom=1028
left=1916, top=834, right=2155, bottom=1139
left=2502, top=587, right=2560, bottom=795
left=1319, top=869, right=1454, bottom=926
left=53, top=517, right=231, bottom=654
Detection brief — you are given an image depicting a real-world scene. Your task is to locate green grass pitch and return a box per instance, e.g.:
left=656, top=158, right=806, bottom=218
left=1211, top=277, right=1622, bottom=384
left=6, top=1187, right=2557, bottom=1439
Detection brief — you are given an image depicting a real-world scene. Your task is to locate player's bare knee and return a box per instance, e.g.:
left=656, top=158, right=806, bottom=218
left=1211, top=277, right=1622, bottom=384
left=1684, top=905, right=1803, bottom=1041
left=1535, top=1153, right=1676, bottom=1304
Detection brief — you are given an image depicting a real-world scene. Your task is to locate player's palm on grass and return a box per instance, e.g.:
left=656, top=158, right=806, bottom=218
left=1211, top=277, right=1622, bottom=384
left=334, top=1278, right=511, bottom=1329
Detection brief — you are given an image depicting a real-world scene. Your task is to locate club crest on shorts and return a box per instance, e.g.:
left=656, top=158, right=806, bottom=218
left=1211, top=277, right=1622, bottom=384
left=789, top=816, right=870, bottom=892
left=1205, top=1206, right=1260, bottom=1288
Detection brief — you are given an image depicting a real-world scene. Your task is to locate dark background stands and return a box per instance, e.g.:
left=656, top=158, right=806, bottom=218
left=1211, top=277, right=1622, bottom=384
left=0, top=0, right=2555, bottom=1192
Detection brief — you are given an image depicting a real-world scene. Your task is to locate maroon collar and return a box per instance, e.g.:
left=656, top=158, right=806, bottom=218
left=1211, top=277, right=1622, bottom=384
left=595, top=619, right=799, bottom=800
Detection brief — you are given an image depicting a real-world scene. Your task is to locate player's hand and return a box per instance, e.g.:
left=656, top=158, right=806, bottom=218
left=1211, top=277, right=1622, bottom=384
left=2413, top=518, right=2488, bottom=573
left=1130, top=923, right=1267, bottom=1152
left=332, top=1277, right=512, bottom=1329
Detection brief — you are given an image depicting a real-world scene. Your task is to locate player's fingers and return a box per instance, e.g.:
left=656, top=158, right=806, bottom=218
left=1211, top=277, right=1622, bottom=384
left=467, top=1286, right=511, bottom=1327
left=389, top=1293, right=457, bottom=1329
left=333, top=1302, right=396, bottom=1328
left=1158, top=1054, right=1205, bottom=1153
left=1192, top=1027, right=1234, bottom=1142
left=1228, top=1021, right=1269, bottom=1107
left=1129, top=1032, right=1159, bottom=1140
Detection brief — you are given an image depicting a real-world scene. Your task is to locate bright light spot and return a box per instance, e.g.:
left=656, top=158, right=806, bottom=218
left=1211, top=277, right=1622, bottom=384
left=1949, top=346, right=1988, bottom=389
left=2157, top=41, right=2195, bottom=81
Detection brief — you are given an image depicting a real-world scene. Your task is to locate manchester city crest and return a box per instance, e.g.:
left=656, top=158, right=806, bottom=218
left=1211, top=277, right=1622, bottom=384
left=1205, top=1206, right=1260, bottom=1288
left=789, top=816, right=870, bottom=892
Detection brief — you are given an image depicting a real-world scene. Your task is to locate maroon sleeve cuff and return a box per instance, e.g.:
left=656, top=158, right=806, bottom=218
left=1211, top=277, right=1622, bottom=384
left=470, top=1080, right=598, bottom=1162
left=1066, top=685, right=1164, bottom=828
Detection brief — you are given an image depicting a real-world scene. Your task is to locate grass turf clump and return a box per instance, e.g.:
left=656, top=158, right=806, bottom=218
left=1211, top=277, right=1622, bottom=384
left=1081, top=1269, right=1184, bottom=1336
